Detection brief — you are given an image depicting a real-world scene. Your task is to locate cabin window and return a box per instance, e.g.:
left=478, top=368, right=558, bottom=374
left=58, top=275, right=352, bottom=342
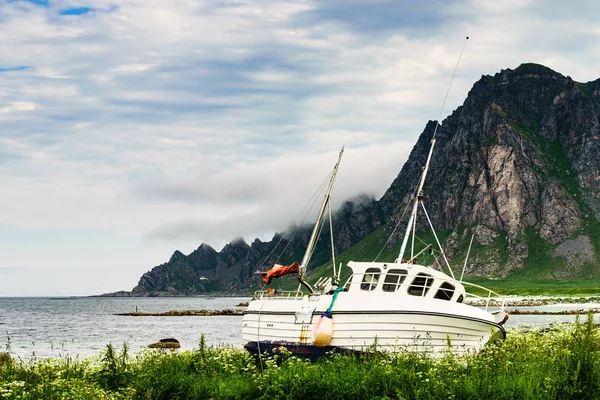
left=360, top=268, right=381, bottom=291
left=457, top=294, right=464, bottom=303
left=382, top=269, right=408, bottom=292
left=433, top=282, right=455, bottom=301
left=407, top=273, right=434, bottom=296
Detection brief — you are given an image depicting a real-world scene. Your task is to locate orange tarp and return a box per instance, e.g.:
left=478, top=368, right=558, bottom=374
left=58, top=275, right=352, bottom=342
left=261, top=262, right=300, bottom=284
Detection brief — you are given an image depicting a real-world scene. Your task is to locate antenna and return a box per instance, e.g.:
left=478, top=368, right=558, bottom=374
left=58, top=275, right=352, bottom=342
left=432, top=36, right=469, bottom=140
left=460, top=234, right=475, bottom=282
left=397, top=37, right=469, bottom=279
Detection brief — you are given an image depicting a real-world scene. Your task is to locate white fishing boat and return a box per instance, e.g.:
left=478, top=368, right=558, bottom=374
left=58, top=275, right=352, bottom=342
left=243, top=46, right=508, bottom=357
left=242, top=142, right=507, bottom=357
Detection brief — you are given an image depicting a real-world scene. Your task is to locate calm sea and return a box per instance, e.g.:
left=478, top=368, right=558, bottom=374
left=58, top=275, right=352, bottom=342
left=0, top=297, right=597, bottom=359
left=0, top=296, right=250, bottom=359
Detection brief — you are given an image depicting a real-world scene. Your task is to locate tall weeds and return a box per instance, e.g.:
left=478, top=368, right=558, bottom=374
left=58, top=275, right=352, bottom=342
left=2, top=317, right=600, bottom=399
left=97, top=343, right=131, bottom=390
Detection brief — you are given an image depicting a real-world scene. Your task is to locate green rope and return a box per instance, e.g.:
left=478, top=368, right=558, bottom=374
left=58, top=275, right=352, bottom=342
left=326, top=287, right=345, bottom=313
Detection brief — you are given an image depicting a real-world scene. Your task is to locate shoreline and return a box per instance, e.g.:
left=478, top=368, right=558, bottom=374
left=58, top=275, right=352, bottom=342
left=114, top=309, right=244, bottom=316
left=112, top=307, right=600, bottom=317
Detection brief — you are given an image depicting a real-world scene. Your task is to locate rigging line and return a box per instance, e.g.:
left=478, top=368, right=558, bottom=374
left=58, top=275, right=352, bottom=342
left=266, top=170, right=333, bottom=265
left=328, top=197, right=337, bottom=281
left=302, top=208, right=327, bottom=274
left=411, top=200, right=417, bottom=259
left=270, top=174, right=331, bottom=265
left=432, top=255, right=443, bottom=272
left=422, top=250, right=432, bottom=265
left=256, top=298, right=267, bottom=373
left=420, top=202, right=455, bottom=279
left=257, top=169, right=333, bottom=269
left=272, top=171, right=332, bottom=264
left=373, top=183, right=420, bottom=262
left=432, top=36, right=469, bottom=140
left=415, top=234, right=429, bottom=246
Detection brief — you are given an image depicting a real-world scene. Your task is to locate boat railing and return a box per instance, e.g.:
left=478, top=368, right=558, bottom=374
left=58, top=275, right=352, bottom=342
left=460, top=281, right=505, bottom=311
left=253, top=290, right=305, bottom=300
left=343, top=271, right=505, bottom=311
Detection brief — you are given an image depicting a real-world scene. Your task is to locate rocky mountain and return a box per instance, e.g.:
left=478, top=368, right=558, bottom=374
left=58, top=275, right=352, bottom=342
left=129, top=195, right=384, bottom=296
left=127, top=63, right=600, bottom=296
left=383, top=63, right=600, bottom=277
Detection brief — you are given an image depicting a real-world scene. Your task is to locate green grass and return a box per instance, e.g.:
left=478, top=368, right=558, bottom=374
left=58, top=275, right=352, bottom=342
left=3, top=318, right=600, bottom=399
left=515, top=228, right=563, bottom=279
left=468, top=276, right=600, bottom=296
left=454, top=229, right=510, bottom=271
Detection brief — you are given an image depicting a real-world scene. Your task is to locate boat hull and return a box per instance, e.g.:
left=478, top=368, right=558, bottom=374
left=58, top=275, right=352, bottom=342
left=242, top=294, right=505, bottom=355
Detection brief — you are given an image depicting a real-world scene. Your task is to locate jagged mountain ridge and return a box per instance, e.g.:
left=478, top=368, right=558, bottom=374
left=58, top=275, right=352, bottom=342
left=127, top=63, right=600, bottom=296
left=130, top=194, right=384, bottom=296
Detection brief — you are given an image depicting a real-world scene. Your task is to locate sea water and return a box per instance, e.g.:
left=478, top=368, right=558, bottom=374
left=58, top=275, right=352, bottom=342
left=0, top=296, right=249, bottom=359
left=0, top=297, right=597, bottom=359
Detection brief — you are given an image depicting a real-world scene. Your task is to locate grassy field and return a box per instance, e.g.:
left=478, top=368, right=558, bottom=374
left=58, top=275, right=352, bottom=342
left=468, top=277, right=600, bottom=296
left=2, top=316, right=600, bottom=399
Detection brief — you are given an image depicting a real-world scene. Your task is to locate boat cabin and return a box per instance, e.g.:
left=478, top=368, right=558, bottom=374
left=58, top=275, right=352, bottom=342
left=345, top=261, right=466, bottom=303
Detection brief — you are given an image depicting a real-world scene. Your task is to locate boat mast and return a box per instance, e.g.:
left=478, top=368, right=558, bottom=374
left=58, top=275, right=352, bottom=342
left=397, top=138, right=436, bottom=262
left=298, top=147, right=344, bottom=291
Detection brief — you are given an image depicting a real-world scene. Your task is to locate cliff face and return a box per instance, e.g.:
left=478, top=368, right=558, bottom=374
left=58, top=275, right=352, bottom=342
left=379, top=63, right=600, bottom=276
left=130, top=63, right=600, bottom=295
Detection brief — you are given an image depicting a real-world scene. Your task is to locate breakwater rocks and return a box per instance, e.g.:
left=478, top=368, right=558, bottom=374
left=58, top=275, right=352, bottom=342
left=509, top=308, right=600, bottom=315
left=468, top=296, right=600, bottom=307
left=115, top=309, right=244, bottom=317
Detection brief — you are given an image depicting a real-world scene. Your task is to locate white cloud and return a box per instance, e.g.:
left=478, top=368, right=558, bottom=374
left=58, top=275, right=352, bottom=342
left=0, top=101, right=42, bottom=112
left=143, top=140, right=413, bottom=246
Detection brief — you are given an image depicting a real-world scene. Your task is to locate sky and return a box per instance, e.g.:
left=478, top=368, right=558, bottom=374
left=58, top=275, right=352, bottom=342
left=1, top=0, right=600, bottom=296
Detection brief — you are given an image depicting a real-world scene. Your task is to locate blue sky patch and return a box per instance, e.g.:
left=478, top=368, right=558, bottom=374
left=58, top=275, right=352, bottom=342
left=59, top=7, right=92, bottom=15
left=8, top=0, right=49, bottom=6
left=0, top=66, right=30, bottom=72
